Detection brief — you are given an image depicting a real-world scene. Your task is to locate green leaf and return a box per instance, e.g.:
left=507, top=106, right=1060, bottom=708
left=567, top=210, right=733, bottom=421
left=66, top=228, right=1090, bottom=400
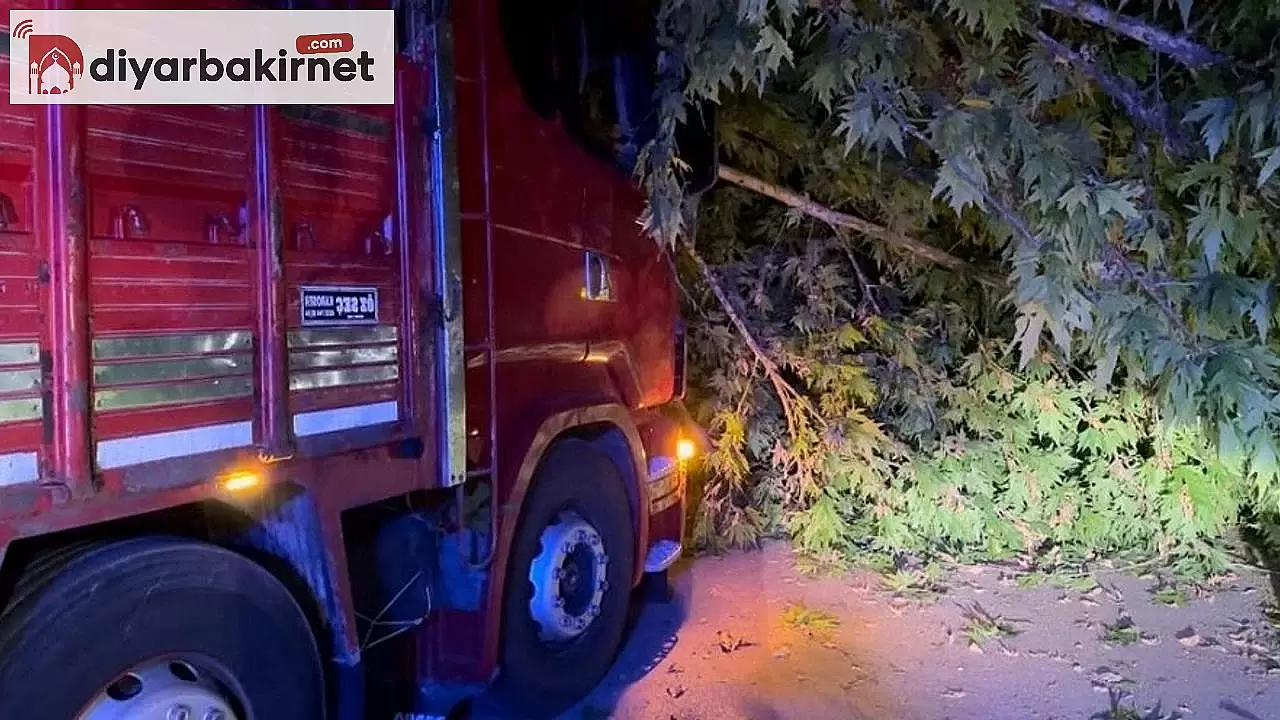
left=1187, top=202, right=1227, bottom=267
left=1094, top=342, right=1120, bottom=389
left=775, top=0, right=801, bottom=33
left=941, top=0, right=1023, bottom=44
left=1177, top=0, right=1194, bottom=27
left=1184, top=98, right=1235, bottom=159
left=753, top=25, right=794, bottom=82
left=1014, top=312, right=1045, bottom=367
left=1057, top=184, right=1091, bottom=214
left=1220, top=421, right=1242, bottom=460
left=738, top=0, right=769, bottom=22
left=1094, top=184, right=1140, bottom=220
left=1251, top=282, right=1272, bottom=342
left=1256, top=147, right=1280, bottom=186
left=933, top=156, right=987, bottom=213
left=1252, top=434, right=1279, bottom=484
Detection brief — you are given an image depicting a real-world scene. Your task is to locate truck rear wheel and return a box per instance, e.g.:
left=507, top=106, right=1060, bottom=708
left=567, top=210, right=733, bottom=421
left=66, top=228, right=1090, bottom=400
left=0, top=536, right=324, bottom=720
left=494, top=438, right=636, bottom=716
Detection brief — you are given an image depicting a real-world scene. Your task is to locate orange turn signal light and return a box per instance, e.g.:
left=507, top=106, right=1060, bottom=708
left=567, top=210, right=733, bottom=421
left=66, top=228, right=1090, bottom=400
left=220, top=471, right=262, bottom=493
left=676, top=438, right=697, bottom=462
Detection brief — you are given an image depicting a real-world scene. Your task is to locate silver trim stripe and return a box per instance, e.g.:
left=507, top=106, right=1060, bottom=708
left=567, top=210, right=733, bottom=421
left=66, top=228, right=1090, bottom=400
left=0, top=341, right=43, bottom=426
left=93, top=331, right=253, bottom=360
left=289, top=346, right=397, bottom=370
left=647, top=455, right=682, bottom=514
left=93, top=331, right=255, bottom=412
left=0, top=368, right=40, bottom=394
left=290, top=365, right=398, bottom=391
left=94, top=354, right=252, bottom=385
left=0, top=451, right=39, bottom=487
left=0, top=342, right=39, bottom=367
left=288, top=325, right=400, bottom=392
left=288, top=326, right=397, bottom=348
left=95, top=377, right=254, bottom=412
left=0, top=398, right=41, bottom=424
left=96, top=421, right=254, bottom=470
left=293, top=401, right=399, bottom=437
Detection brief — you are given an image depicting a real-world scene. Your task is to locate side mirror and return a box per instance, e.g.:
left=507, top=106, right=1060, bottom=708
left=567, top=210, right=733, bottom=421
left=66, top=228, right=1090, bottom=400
left=677, top=102, right=718, bottom=196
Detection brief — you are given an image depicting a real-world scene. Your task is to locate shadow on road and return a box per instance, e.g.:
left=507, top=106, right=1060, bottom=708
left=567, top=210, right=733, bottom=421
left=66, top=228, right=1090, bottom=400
left=565, top=567, right=694, bottom=719
left=465, top=564, right=694, bottom=720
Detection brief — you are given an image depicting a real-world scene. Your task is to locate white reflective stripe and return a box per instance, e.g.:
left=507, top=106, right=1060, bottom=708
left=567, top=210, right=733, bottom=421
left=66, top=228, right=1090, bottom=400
left=0, top=451, right=39, bottom=486
left=96, top=421, right=254, bottom=469
left=292, top=401, right=399, bottom=437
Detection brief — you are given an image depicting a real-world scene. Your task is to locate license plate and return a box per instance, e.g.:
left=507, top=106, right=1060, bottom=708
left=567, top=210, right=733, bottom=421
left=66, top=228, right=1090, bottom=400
left=299, top=286, right=379, bottom=326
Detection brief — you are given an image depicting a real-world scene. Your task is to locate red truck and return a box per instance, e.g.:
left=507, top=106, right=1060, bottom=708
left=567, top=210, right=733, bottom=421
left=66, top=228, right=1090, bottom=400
left=0, top=1, right=711, bottom=718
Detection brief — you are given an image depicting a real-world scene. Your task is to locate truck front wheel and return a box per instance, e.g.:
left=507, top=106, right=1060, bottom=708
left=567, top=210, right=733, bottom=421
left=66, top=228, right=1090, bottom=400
left=0, top=536, right=325, bottom=720
left=494, top=438, right=636, bottom=716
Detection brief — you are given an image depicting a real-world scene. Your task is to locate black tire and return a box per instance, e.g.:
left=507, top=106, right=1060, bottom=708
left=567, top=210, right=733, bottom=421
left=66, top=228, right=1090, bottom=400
left=0, top=536, right=324, bottom=720
left=494, top=438, right=636, bottom=717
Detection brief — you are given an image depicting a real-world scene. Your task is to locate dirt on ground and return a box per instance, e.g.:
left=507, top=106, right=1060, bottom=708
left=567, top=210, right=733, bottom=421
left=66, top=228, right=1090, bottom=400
left=566, top=542, right=1280, bottom=720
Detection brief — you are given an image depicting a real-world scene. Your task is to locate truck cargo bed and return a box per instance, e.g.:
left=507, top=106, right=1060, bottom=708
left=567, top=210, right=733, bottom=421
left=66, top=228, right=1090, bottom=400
left=0, top=29, right=437, bottom=498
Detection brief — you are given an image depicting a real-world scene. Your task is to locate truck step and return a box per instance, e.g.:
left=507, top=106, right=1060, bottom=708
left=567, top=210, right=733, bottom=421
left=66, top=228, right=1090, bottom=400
left=643, top=539, right=682, bottom=573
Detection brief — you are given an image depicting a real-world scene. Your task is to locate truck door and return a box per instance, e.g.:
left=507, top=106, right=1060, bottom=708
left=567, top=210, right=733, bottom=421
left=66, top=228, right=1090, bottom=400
left=485, top=0, right=611, bottom=357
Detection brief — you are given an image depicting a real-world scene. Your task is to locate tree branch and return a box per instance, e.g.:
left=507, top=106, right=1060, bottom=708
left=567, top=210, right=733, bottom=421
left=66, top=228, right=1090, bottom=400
left=838, top=236, right=883, bottom=316
left=716, top=165, right=1004, bottom=288
left=1033, top=31, right=1189, bottom=154
left=682, top=238, right=818, bottom=436
left=1039, top=0, right=1226, bottom=70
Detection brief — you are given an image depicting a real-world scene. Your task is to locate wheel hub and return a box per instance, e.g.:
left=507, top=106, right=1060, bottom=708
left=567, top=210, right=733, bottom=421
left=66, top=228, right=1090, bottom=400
left=528, top=510, right=609, bottom=643
left=79, top=659, right=239, bottom=720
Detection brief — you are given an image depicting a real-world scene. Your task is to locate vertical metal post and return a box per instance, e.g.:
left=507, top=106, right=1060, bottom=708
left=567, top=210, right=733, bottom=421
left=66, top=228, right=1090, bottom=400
left=37, top=101, right=92, bottom=494
left=250, top=106, right=292, bottom=460
left=426, top=19, right=467, bottom=489
left=394, top=62, right=428, bottom=433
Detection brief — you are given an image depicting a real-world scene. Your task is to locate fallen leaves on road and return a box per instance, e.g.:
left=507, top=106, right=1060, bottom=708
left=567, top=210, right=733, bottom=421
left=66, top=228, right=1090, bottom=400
left=781, top=603, right=841, bottom=638
left=1100, top=614, right=1141, bottom=646
left=1175, top=626, right=1201, bottom=647
left=1090, top=667, right=1129, bottom=685
left=960, top=601, right=1021, bottom=647
left=716, top=629, right=750, bottom=653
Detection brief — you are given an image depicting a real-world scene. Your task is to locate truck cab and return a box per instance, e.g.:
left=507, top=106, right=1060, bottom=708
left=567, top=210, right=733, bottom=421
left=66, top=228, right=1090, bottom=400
left=0, top=1, right=705, bottom=718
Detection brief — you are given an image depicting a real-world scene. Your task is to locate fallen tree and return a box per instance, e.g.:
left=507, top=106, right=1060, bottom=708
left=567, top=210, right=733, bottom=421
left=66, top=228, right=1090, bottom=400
left=641, top=0, right=1280, bottom=575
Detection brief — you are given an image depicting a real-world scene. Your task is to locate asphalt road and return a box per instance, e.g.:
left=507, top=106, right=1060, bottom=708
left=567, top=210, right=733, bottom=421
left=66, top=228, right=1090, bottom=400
left=555, top=543, right=1280, bottom=720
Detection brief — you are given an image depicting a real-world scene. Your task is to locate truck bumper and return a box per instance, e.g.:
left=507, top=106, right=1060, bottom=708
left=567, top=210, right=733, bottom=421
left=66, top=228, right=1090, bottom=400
left=635, top=400, right=704, bottom=575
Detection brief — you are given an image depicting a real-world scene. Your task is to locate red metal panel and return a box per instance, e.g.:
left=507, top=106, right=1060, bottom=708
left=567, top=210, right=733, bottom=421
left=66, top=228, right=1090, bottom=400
left=85, top=101, right=255, bottom=447
left=612, top=190, right=678, bottom=408
left=0, top=17, right=43, bottom=464
left=455, top=80, right=486, bottom=219
left=279, top=106, right=406, bottom=426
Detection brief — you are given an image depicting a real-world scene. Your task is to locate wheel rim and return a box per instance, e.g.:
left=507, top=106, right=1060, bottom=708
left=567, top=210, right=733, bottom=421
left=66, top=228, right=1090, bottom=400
left=78, top=657, right=242, bottom=720
left=527, top=509, right=610, bottom=644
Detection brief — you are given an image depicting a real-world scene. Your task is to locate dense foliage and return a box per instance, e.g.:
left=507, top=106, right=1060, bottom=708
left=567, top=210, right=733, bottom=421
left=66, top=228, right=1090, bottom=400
left=640, top=0, right=1280, bottom=575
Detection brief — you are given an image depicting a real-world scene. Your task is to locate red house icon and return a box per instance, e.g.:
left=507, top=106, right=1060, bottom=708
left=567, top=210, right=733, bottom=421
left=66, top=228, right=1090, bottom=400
left=27, top=34, right=85, bottom=95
